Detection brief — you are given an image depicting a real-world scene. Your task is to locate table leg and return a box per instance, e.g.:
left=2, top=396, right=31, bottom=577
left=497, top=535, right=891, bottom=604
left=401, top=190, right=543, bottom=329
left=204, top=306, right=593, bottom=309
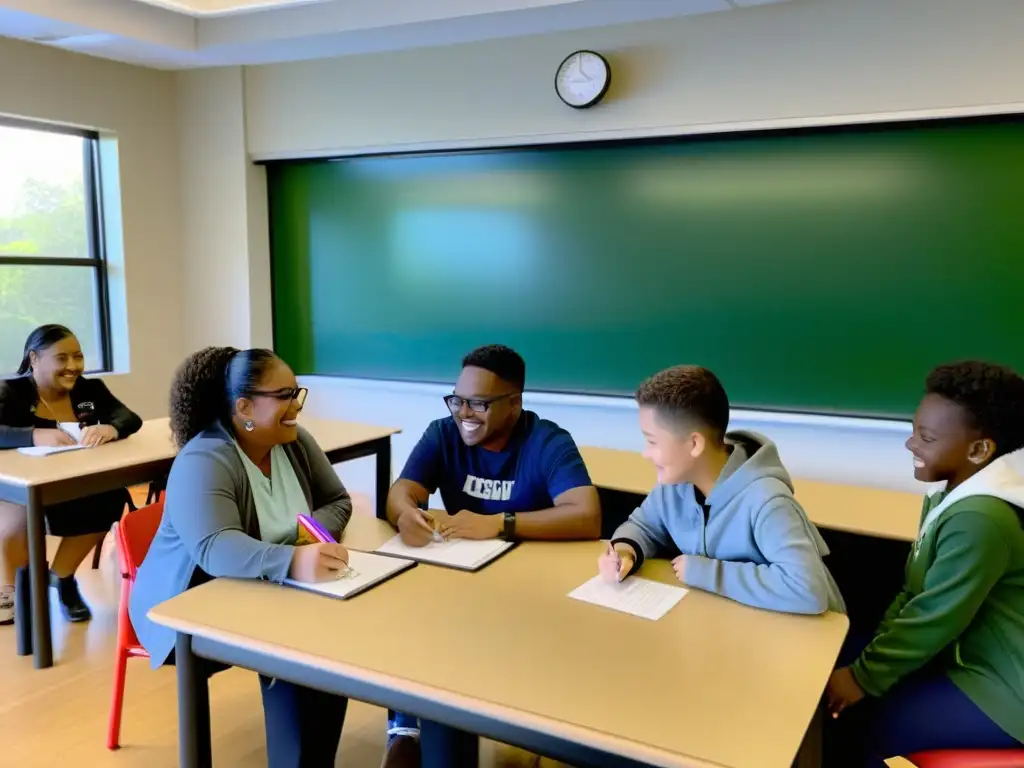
left=26, top=488, right=52, bottom=669
left=15, top=565, right=32, bottom=656
left=177, top=633, right=213, bottom=768
left=375, top=438, right=392, bottom=520
left=792, top=699, right=824, bottom=768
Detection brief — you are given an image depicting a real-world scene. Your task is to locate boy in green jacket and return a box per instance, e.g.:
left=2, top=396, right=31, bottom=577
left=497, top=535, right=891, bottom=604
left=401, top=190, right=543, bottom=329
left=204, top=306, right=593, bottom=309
left=825, top=361, right=1024, bottom=766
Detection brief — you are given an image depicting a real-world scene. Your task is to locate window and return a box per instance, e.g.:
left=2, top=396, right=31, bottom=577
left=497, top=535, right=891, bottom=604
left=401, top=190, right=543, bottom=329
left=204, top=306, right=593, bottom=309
left=0, top=119, right=110, bottom=375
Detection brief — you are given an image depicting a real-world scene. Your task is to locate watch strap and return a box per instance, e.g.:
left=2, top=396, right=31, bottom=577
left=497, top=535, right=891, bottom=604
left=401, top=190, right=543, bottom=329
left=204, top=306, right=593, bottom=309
left=503, top=511, right=516, bottom=540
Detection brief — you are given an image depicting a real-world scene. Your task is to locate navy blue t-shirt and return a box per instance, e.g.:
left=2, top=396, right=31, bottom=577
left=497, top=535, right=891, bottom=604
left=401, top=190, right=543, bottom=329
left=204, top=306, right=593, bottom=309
left=399, top=410, right=592, bottom=515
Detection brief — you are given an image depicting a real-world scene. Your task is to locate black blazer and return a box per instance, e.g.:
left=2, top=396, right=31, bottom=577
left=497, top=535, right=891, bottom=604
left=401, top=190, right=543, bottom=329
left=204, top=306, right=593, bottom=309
left=0, top=376, right=143, bottom=450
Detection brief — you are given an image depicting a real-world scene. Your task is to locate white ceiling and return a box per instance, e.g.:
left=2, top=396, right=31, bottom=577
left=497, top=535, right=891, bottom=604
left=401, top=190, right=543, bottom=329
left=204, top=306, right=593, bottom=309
left=134, top=0, right=329, bottom=17
left=0, top=0, right=794, bottom=70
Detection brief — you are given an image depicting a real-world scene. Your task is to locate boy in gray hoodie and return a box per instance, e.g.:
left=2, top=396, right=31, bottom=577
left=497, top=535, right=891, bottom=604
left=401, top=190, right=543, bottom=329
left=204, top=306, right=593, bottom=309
left=598, top=365, right=845, bottom=615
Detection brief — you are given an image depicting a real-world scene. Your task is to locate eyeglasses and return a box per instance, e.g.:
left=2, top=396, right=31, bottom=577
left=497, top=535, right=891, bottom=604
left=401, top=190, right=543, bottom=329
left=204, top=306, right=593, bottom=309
left=247, top=387, right=308, bottom=410
left=443, top=392, right=518, bottom=414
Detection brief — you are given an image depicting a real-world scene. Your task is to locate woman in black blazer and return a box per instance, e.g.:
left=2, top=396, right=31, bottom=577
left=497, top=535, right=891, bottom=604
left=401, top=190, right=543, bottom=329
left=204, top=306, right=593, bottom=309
left=0, top=325, right=142, bottom=625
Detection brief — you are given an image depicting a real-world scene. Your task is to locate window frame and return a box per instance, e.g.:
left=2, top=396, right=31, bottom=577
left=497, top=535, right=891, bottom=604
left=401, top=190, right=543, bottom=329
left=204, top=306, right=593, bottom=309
left=0, top=116, right=113, bottom=373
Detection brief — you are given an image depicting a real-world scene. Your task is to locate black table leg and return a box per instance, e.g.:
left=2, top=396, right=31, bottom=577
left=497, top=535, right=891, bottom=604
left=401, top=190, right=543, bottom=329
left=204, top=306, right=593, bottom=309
left=375, top=438, right=392, bottom=520
left=15, top=565, right=32, bottom=656
left=792, top=699, right=824, bottom=768
left=26, top=488, right=52, bottom=669
left=177, top=633, right=213, bottom=768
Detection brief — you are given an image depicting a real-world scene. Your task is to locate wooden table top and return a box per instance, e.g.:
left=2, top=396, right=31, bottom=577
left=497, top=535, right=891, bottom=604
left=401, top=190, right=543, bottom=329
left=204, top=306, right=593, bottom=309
left=150, top=514, right=848, bottom=768
left=580, top=445, right=923, bottom=542
left=0, top=416, right=399, bottom=488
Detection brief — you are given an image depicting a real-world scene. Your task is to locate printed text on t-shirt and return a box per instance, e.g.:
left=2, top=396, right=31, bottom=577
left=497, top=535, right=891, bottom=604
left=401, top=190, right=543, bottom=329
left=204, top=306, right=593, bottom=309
left=462, top=475, right=515, bottom=501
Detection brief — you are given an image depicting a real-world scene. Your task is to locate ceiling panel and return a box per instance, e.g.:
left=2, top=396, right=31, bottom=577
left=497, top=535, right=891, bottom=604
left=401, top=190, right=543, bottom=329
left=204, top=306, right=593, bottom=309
left=131, top=0, right=326, bottom=15
left=0, top=0, right=797, bottom=69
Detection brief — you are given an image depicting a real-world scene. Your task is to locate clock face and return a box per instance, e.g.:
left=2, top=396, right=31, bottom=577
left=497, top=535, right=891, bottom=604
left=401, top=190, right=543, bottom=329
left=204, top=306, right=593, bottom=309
left=555, top=51, right=610, bottom=109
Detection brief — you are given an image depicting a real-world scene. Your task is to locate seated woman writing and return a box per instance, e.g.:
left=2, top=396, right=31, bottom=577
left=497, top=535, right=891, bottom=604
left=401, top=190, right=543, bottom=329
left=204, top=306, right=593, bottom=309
left=0, top=324, right=142, bottom=624
left=130, top=346, right=354, bottom=768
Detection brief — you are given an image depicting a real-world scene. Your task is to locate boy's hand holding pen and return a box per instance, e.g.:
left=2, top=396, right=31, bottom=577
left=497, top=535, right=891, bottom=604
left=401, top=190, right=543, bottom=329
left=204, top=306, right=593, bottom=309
left=598, top=541, right=636, bottom=584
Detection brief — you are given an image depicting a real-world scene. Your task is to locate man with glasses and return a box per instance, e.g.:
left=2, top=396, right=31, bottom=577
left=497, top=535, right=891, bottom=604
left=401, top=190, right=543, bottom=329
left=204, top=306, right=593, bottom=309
left=382, top=344, right=600, bottom=768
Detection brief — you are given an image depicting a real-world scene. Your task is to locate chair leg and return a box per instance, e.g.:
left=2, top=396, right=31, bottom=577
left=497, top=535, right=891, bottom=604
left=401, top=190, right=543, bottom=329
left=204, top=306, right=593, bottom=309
left=107, top=648, right=129, bottom=750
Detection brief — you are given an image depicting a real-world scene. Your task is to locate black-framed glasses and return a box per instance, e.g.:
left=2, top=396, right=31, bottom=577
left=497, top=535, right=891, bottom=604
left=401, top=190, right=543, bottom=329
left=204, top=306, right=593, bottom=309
left=248, top=387, right=308, bottom=410
left=444, top=392, right=518, bottom=414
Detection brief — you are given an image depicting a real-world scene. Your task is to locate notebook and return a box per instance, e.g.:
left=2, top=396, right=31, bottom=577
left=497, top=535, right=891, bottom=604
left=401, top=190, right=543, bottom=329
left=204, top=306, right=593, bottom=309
left=16, top=422, right=87, bottom=456
left=284, top=550, right=415, bottom=600
left=17, top=444, right=88, bottom=457
left=375, top=534, right=515, bottom=572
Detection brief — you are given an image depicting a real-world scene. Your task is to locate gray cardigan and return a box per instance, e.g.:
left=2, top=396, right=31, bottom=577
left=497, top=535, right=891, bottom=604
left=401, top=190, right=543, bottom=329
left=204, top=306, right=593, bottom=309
left=129, top=421, right=352, bottom=667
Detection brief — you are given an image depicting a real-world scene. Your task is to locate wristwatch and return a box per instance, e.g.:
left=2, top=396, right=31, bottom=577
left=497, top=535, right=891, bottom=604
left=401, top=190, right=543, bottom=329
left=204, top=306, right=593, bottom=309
left=502, top=511, right=516, bottom=540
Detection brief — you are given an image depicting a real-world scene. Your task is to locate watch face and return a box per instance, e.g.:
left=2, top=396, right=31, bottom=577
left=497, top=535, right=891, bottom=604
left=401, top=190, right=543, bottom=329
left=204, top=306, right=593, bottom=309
left=555, top=51, right=610, bottom=108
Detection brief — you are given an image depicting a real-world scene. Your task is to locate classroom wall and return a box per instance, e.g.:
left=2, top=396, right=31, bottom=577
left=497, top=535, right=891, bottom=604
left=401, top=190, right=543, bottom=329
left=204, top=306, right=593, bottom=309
left=244, top=0, right=1024, bottom=158
left=0, top=36, right=183, bottom=418
left=182, top=0, right=1024, bottom=501
left=178, top=66, right=273, bottom=353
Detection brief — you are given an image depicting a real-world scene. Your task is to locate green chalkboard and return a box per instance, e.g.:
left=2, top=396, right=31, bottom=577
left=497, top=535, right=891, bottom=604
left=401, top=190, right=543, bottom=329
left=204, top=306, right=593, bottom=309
left=268, top=118, right=1024, bottom=417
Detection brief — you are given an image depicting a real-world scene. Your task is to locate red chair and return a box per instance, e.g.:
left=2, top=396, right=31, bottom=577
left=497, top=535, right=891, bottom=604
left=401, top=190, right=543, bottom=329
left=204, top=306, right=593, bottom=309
left=107, top=500, right=164, bottom=750
left=908, top=751, right=1024, bottom=768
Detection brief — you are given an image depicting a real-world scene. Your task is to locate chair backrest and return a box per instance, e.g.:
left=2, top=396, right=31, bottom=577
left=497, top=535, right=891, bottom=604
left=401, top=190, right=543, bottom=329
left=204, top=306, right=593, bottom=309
left=115, top=501, right=164, bottom=582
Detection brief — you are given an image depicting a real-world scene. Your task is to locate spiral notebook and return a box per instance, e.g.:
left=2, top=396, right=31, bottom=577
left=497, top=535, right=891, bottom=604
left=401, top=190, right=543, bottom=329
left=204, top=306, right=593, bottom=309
left=283, top=550, right=415, bottom=600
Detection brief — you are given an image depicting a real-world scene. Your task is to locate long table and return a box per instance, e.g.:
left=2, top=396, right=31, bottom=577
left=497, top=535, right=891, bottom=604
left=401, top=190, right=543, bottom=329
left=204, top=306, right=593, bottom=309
left=151, top=515, right=848, bottom=768
left=0, top=416, right=398, bottom=669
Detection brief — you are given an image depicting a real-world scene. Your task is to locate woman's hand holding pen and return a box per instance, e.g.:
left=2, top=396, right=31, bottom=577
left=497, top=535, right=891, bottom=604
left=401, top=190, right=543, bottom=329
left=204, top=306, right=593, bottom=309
left=289, top=542, right=349, bottom=582
left=32, top=428, right=76, bottom=448
left=598, top=542, right=635, bottom=583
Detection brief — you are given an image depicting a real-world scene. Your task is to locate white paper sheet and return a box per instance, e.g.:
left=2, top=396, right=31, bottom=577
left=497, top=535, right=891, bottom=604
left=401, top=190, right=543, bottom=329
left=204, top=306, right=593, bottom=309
left=284, top=551, right=414, bottom=600
left=58, top=422, right=83, bottom=443
left=16, top=444, right=88, bottom=457
left=375, top=534, right=514, bottom=571
left=568, top=576, right=688, bottom=621
left=16, top=422, right=87, bottom=456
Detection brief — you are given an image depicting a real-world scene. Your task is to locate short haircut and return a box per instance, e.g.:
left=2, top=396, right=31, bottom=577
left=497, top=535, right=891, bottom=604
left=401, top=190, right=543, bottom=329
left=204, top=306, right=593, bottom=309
left=925, top=361, right=1024, bottom=457
left=636, top=365, right=730, bottom=442
left=461, top=344, right=526, bottom=390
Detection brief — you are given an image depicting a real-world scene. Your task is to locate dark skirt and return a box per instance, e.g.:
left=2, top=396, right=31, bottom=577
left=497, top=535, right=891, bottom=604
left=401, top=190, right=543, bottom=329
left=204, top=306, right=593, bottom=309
left=45, top=488, right=130, bottom=537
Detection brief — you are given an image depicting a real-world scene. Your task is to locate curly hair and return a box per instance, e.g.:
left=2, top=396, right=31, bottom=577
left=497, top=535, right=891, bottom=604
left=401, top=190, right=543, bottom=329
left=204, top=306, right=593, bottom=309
left=926, top=361, right=1024, bottom=458
left=636, top=365, right=730, bottom=442
left=168, top=346, right=278, bottom=447
left=462, top=344, right=526, bottom=390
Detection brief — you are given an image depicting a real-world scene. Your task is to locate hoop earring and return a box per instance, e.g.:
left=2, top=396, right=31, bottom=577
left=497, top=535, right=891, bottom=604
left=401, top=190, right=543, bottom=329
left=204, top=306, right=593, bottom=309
left=244, top=419, right=255, bottom=433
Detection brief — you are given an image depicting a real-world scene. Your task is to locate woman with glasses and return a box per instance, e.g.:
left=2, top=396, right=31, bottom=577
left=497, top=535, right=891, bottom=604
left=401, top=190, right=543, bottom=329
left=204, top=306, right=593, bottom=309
left=0, top=324, right=142, bottom=625
left=130, top=346, right=353, bottom=768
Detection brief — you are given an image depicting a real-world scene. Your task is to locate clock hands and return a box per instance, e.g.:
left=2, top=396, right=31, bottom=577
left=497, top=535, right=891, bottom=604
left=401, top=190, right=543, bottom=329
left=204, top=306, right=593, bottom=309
left=574, top=52, right=592, bottom=82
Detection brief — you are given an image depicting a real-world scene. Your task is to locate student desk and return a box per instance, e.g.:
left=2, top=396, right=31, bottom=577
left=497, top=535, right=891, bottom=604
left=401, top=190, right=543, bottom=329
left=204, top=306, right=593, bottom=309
left=151, top=514, right=848, bottom=768
left=0, top=416, right=398, bottom=670
left=579, top=445, right=923, bottom=635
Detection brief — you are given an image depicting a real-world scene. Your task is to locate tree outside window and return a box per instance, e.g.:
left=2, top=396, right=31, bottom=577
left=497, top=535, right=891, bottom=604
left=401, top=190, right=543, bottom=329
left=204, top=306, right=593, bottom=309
left=0, top=120, right=110, bottom=375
